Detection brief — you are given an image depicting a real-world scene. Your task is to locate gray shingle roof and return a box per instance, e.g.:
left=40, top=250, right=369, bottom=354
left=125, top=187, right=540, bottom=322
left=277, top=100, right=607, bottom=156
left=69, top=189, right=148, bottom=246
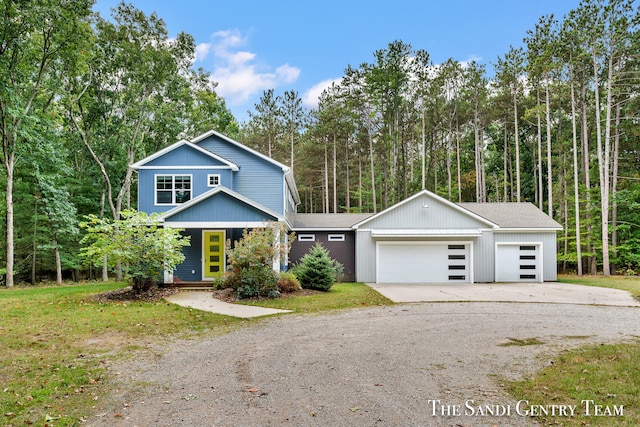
left=457, top=202, right=562, bottom=229
left=288, top=213, right=373, bottom=229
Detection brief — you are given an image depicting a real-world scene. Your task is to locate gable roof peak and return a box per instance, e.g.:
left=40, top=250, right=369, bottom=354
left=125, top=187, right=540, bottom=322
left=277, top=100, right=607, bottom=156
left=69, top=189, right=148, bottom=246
left=130, top=138, right=239, bottom=171
left=190, top=129, right=290, bottom=173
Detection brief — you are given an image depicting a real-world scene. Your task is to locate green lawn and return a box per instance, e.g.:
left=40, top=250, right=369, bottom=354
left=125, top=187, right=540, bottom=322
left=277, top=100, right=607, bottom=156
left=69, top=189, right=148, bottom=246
left=507, top=275, right=640, bottom=426
left=0, top=281, right=391, bottom=426
left=242, top=282, right=393, bottom=313
left=559, top=274, right=640, bottom=299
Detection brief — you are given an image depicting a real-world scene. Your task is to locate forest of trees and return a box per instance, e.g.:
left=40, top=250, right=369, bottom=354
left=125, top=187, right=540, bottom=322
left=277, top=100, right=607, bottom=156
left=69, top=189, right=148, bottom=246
left=1, top=0, right=639, bottom=286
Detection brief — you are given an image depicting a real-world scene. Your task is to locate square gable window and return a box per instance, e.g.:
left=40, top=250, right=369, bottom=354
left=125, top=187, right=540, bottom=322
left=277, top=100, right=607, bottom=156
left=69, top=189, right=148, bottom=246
left=208, top=174, right=221, bottom=187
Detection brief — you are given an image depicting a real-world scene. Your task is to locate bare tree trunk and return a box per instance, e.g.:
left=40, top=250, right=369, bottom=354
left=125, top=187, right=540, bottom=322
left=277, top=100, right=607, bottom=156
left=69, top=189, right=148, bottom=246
left=536, top=88, right=544, bottom=210
left=368, top=127, right=377, bottom=213
left=456, top=118, right=461, bottom=202
left=611, top=101, right=621, bottom=274
left=324, top=138, right=329, bottom=214
left=332, top=133, right=337, bottom=213
left=545, top=79, right=553, bottom=216
left=593, top=50, right=612, bottom=276
left=4, top=150, right=15, bottom=287
left=570, top=78, right=583, bottom=275
left=421, top=112, right=426, bottom=190
left=345, top=137, right=350, bottom=211
left=54, top=237, right=62, bottom=285
left=503, top=126, right=508, bottom=201
left=513, top=89, right=521, bottom=202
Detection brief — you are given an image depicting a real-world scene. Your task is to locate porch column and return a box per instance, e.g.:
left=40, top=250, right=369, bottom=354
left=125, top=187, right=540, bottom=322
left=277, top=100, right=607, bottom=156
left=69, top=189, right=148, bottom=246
left=272, top=228, right=281, bottom=272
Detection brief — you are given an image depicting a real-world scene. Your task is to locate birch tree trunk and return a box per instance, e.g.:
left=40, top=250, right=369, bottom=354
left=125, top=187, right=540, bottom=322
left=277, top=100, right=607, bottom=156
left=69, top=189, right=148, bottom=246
left=570, top=76, right=583, bottom=275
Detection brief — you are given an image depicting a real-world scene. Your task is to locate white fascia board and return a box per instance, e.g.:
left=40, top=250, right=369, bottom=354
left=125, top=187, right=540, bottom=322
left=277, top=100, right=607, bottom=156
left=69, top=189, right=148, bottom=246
left=135, top=165, right=235, bottom=170
left=130, top=139, right=239, bottom=171
left=370, top=229, right=482, bottom=238
left=493, top=228, right=562, bottom=233
left=163, top=221, right=277, bottom=229
left=352, top=189, right=499, bottom=229
left=291, top=227, right=353, bottom=232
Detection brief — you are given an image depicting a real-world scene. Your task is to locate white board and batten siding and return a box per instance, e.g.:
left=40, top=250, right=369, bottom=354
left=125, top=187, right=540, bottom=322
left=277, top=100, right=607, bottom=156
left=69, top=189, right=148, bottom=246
left=494, top=232, right=558, bottom=282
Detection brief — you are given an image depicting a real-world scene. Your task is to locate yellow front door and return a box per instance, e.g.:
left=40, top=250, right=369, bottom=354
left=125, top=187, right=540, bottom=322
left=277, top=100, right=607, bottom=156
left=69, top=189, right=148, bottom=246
left=203, top=231, right=225, bottom=279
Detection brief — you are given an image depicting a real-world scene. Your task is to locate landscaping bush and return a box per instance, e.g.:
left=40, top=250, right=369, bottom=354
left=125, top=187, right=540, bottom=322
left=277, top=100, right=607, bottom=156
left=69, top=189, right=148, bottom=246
left=231, top=265, right=280, bottom=299
left=278, top=271, right=301, bottom=293
left=224, top=223, right=290, bottom=299
left=293, top=243, right=342, bottom=291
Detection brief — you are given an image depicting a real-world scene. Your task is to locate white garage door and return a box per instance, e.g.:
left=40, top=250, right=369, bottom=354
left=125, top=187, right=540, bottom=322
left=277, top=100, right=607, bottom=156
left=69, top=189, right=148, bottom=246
left=377, top=243, right=469, bottom=283
left=495, top=244, right=541, bottom=282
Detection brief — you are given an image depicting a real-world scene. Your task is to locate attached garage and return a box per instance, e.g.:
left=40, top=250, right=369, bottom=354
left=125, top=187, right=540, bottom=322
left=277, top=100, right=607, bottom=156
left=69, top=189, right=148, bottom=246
left=377, top=242, right=470, bottom=283
left=354, top=190, right=562, bottom=284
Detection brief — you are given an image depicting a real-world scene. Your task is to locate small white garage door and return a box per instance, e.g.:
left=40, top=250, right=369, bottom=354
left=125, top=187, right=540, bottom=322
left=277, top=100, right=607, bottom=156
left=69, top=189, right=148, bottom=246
left=495, top=244, right=541, bottom=282
left=377, top=243, right=469, bottom=283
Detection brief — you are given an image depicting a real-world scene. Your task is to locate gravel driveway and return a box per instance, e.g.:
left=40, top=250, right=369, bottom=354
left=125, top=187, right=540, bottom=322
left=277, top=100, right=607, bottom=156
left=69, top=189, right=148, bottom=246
left=89, top=302, right=640, bottom=426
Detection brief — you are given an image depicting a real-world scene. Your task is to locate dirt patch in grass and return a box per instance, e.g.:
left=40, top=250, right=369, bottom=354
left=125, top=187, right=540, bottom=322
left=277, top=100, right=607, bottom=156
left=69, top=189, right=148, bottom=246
left=92, top=286, right=179, bottom=302
left=212, top=287, right=321, bottom=303
left=498, top=337, right=545, bottom=347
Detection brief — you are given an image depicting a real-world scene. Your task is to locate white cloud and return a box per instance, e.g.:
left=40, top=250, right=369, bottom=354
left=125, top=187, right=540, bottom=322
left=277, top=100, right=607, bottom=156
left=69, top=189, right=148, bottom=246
left=302, top=78, right=342, bottom=109
left=204, top=29, right=301, bottom=106
left=459, top=55, right=483, bottom=68
left=194, top=42, right=211, bottom=62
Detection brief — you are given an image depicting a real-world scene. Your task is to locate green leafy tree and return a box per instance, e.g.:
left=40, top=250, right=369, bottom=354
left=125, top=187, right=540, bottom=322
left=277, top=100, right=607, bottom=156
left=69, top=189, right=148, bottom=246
left=224, top=223, right=290, bottom=299
left=80, top=210, right=190, bottom=293
left=0, top=0, right=92, bottom=286
left=294, top=243, right=342, bottom=291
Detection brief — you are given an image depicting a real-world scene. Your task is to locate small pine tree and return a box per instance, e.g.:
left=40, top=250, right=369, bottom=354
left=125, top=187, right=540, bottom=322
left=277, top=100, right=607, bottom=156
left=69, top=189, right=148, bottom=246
left=294, top=243, right=342, bottom=291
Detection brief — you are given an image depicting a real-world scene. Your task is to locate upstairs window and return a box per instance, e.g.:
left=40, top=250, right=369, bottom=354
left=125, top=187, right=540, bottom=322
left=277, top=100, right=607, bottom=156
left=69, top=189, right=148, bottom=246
left=155, top=175, right=191, bottom=205
left=207, top=174, right=221, bottom=187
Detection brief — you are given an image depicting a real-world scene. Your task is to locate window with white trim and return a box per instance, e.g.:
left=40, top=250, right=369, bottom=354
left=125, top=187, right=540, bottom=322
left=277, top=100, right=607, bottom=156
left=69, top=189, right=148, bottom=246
left=328, top=234, right=345, bottom=242
left=155, top=175, right=191, bottom=205
left=298, top=234, right=315, bottom=242
left=207, top=174, right=221, bottom=187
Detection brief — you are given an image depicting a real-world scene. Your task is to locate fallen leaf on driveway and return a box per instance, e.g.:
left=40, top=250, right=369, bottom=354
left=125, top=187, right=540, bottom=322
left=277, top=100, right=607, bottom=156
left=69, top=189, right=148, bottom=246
left=245, top=387, right=259, bottom=393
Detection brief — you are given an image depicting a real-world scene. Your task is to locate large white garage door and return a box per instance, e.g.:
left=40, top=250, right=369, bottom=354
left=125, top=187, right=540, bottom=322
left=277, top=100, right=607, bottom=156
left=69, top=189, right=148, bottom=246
left=495, top=244, right=541, bottom=282
left=377, top=243, right=470, bottom=283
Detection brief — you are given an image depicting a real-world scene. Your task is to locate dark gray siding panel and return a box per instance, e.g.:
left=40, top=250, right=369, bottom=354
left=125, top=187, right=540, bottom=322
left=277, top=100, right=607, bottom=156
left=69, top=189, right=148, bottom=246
left=290, top=231, right=357, bottom=282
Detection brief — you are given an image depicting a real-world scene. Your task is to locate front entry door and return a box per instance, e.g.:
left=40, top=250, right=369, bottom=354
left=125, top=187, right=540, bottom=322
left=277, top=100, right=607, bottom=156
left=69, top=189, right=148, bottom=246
left=203, top=231, right=225, bottom=279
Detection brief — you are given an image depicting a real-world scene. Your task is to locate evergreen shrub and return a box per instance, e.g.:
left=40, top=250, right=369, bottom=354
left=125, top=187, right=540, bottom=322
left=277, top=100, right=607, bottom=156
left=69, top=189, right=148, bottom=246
left=293, top=243, right=342, bottom=291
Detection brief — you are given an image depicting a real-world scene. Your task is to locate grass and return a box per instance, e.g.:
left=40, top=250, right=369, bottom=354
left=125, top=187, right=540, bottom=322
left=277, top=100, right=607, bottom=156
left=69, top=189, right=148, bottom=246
left=241, top=282, right=394, bottom=313
left=507, top=342, right=640, bottom=426
left=506, top=274, right=640, bottom=426
left=0, top=281, right=392, bottom=426
left=559, top=273, right=640, bottom=299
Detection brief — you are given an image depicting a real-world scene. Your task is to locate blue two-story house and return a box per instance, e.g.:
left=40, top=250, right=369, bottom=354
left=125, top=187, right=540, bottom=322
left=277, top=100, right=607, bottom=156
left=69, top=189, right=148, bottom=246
left=134, top=129, right=561, bottom=285
left=131, top=130, right=300, bottom=283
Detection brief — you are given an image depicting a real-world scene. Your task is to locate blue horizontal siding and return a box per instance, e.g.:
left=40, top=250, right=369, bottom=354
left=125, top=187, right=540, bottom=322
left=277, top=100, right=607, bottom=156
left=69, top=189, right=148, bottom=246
left=197, top=136, right=285, bottom=215
left=137, top=169, right=233, bottom=214
left=146, top=144, right=230, bottom=167
left=167, top=191, right=278, bottom=223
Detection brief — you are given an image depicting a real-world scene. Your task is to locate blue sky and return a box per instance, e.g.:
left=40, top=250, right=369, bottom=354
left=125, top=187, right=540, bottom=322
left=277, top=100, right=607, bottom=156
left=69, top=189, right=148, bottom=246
left=93, top=1, right=581, bottom=122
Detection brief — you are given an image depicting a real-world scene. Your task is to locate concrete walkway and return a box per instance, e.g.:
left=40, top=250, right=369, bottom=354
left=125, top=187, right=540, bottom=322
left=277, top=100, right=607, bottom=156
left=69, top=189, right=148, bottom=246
left=369, top=281, right=640, bottom=306
left=165, top=282, right=639, bottom=318
left=165, top=291, right=292, bottom=318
